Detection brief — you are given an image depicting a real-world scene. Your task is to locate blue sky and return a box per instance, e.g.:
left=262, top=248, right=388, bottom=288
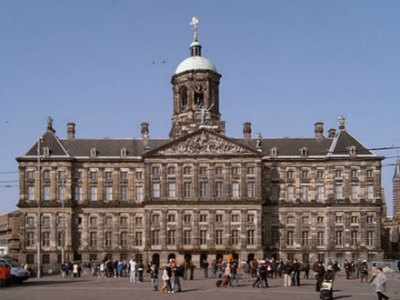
left=1, top=0, right=399, bottom=215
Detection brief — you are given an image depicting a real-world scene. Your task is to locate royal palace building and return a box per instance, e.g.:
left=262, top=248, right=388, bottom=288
left=16, top=21, right=386, bottom=271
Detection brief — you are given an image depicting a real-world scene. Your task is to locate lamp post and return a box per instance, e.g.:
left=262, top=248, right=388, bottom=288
left=37, top=137, right=42, bottom=278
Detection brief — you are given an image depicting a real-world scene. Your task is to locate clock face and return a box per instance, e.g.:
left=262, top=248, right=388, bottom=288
left=195, top=84, right=203, bottom=93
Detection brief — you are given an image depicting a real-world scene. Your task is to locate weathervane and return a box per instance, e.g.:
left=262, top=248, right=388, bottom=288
left=190, top=16, right=199, bottom=41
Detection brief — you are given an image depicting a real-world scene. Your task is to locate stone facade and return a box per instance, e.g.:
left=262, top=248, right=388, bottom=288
left=15, top=30, right=387, bottom=272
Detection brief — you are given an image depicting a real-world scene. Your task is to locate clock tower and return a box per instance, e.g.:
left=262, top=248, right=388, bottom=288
left=170, top=17, right=225, bottom=139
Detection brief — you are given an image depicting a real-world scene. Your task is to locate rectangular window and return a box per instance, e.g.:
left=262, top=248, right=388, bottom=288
left=215, top=214, right=223, bottom=223
left=120, top=232, right=128, bottom=247
left=89, top=186, right=97, bottom=201
left=287, top=170, right=294, bottom=179
left=183, top=214, right=191, bottom=223
left=167, top=166, right=176, bottom=175
left=231, top=182, right=240, bottom=198
left=200, top=230, right=207, bottom=245
left=42, top=216, right=50, bottom=226
left=231, top=167, right=239, bottom=175
left=231, top=230, right=240, bottom=245
left=199, top=214, right=207, bottom=222
left=74, top=171, right=82, bottom=180
left=183, top=182, right=191, bottom=198
left=43, top=186, right=51, bottom=201
left=43, top=170, right=50, bottom=180
left=27, top=171, right=35, bottom=180
left=272, top=231, right=279, bottom=245
left=135, top=171, right=142, bottom=180
left=351, top=216, right=359, bottom=223
left=167, top=230, right=175, bottom=245
left=335, top=215, right=343, bottom=223
left=317, top=231, right=324, bottom=246
left=105, top=171, right=112, bottom=181
left=152, top=167, right=160, bottom=175
left=301, top=231, right=309, bottom=246
left=367, top=170, right=374, bottom=178
left=135, top=217, right=143, bottom=225
left=27, top=186, right=35, bottom=201
left=89, top=171, right=97, bottom=180
left=351, top=231, right=358, bottom=245
left=231, top=214, right=240, bottom=222
left=151, top=230, right=160, bottom=245
left=317, top=216, right=324, bottom=224
left=74, top=186, right=82, bottom=201
left=120, top=171, right=128, bottom=180
left=183, top=230, right=191, bottom=245
left=89, top=217, right=97, bottom=227
left=120, top=186, right=128, bottom=201
left=151, top=183, right=160, bottom=198
left=105, top=232, right=112, bottom=247
left=183, top=167, right=192, bottom=175
left=42, top=232, right=50, bottom=247
left=246, top=182, right=255, bottom=197
left=199, top=182, right=208, bottom=198
left=215, top=230, right=223, bottom=245
left=271, top=185, right=279, bottom=202
left=151, top=214, right=160, bottom=223
left=286, top=186, right=294, bottom=201
left=167, top=214, right=176, bottom=222
left=135, top=186, right=143, bottom=202
left=215, top=167, right=223, bottom=175
left=105, top=216, right=113, bottom=226
left=215, top=182, right=223, bottom=198
left=105, top=186, right=113, bottom=201
left=247, top=214, right=255, bottom=223
left=351, top=169, right=358, bottom=179
left=247, top=167, right=255, bottom=174
left=247, top=230, right=255, bottom=245
left=301, top=170, right=309, bottom=179
left=335, top=231, right=343, bottom=246
left=167, top=182, right=176, bottom=198
left=367, top=231, right=374, bottom=246
left=58, top=185, right=65, bottom=202
left=366, top=185, right=374, bottom=200
left=135, top=232, right=143, bottom=246
left=301, top=186, right=308, bottom=201
left=366, top=216, right=374, bottom=223
left=335, top=170, right=342, bottom=178
left=316, top=170, right=324, bottom=179
left=90, top=232, right=97, bottom=247
left=287, top=216, right=295, bottom=224
left=317, top=186, right=325, bottom=201
left=335, top=185, right=343, bottom=199
left=42, top=254, right=50, bottom=264
left=26, top=232, right=35, bottom=246
left=301, top=216, right=309, bottom=225
left=350, top=186, right=359, bottom=201
left=287, top=231, right=294, bottom=245
left=199, top=167, right=207, bottom=175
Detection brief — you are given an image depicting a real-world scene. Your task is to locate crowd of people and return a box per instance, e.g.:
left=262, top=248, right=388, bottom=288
left=56, top=257, right=396, bottom=299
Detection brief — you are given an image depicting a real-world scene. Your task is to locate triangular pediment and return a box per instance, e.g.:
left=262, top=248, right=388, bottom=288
left=145, top=129, right=260, bottom=157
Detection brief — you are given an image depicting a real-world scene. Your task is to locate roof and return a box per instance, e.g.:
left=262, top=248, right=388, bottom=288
left=175, top=56, right=217, bottom=74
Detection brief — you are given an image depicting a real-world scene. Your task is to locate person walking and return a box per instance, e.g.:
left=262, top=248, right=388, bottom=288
left=161, top=265, right=170, bottom=294
left=149, top=263, right=159, bottom=291
left=129, top=258, right=137, bottom=283
left=371, top=268, right=389, bottom=300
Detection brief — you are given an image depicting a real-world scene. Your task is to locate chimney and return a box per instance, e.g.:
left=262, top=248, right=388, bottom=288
left=328, top=128, right=336, bottom=138
left=243, top=122, right=252, bottom=141
left=314, top=122, right=324, bottom=138
left=67, top=122, right=76, bottom=140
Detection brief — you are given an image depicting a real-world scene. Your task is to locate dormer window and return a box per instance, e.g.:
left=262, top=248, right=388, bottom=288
left=120, top=147, right=127, bottom=157
left=43, top=147, right=50, bottom=157
left=348, top=146, right=357, bottom=156
left=300, top=147, right=308, bottom=157
left=270, top=147, right=278, bottom=157
left=90, top=148, right=97, bottom=158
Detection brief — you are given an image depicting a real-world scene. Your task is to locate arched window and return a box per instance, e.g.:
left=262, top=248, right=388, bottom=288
left=179, top=86, right=188, bottom=110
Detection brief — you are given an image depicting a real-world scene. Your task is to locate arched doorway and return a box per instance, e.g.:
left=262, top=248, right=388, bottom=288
left=247, top=253, right=255, bottom=263
left=184, top=253, right=192, bottom=263
left=151, top=253, right=160, bottom=268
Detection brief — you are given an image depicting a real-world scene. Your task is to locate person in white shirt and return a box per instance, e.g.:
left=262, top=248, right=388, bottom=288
left=129, top=259, right=137, bottom=283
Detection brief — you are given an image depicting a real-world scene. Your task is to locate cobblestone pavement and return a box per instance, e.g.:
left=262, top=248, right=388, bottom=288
left=1, top=271, right=400, bottom=300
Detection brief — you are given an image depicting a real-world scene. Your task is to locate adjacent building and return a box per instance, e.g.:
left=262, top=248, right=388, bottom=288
left=16, top=22, right=387, bottom=271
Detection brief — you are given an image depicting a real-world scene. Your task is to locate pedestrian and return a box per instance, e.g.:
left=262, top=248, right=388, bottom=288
left=315, top=262, right=325, bottom=292
left=149, top=263, right=159, bottom=291
left=210, top=259, right=217, bottom=278
left=137, top=261, right=144, bottom=282
left=161, top=265, right=169, bottom=294
left=172, top=263, right=182, bottom=292
left=129, top=258, right=137, bottom=283
left=323, top=265, right=335, bottom=300
left=242, top=260, right=251, bottom=281
left=360, top=260, right=369, bottom=283
left=283, top=260, right=292, bottom=287
left=202, top=259, right=209, bottom=278
left=371, top=267, right=389, bottom=300
left=230, top=260, right=239, bottom=286
left=303, top=260, right=310, bottom=279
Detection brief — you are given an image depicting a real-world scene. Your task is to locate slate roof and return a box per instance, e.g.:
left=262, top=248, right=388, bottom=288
left=21, top=127, right=379, bottom=160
